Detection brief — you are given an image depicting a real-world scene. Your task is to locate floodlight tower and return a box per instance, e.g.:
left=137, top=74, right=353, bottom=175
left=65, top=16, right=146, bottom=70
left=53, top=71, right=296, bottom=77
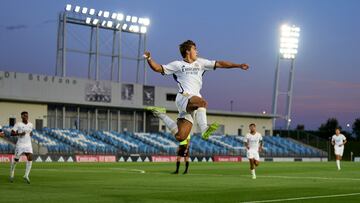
left=272, top=24, right=300, bottom=130
left=56, top=4, right=150, bottom=83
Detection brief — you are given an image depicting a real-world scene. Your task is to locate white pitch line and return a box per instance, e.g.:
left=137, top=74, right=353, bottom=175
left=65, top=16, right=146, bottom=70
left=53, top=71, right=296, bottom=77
left=253, top=175, right=360, bottom=182
left=34, top=168, right=146, bottom=174
left=241, top=192, right=360, bottom=203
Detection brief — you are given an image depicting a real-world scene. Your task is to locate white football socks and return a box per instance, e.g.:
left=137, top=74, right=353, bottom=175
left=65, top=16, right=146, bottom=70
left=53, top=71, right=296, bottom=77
left=10, top=160, right=17, bottom=178
left=196, top=107, right=208, bottom=133
left=158, top=113, right=178, bottom=135
left=336, top=160, right=341, bottom=170
left=25, top=161, right=32, bottom=178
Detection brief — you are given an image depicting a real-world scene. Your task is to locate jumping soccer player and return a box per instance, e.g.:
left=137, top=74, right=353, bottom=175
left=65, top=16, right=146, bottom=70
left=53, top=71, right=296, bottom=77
left=331, top=128, right=347, bottom=170
left=144, top=40, right=249, bottom=141
left=173, top=134, right=191, bottom=174
left=244, top=123, right=263, bottom=179
left=10, top=111, right=34, bottom=184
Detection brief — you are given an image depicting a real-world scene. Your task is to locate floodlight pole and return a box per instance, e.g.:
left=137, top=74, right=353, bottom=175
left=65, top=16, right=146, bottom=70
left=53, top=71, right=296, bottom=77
left=117, top=30, right=122, bottom=82
left=95, top=25, right=100, bottom=81
left=88, top=27, right=94, bottom=79
left=111, top=30, right=116, bottom=81
left=136, top=34, right=142, bottom=83
left=272, top=56, right=297, bottom=130
left=55, top=13, right=62, bottom=76
left=62, top=13, right=67, bottom=77
left=286, top=59, right=296, bottom=129
left=271, top=54, right=281, bottom=128
left=55, top=12, right=67, bottom=77
left=143, top=34, right=147, bottom=85
left=272, top=25, right=299, bottom=130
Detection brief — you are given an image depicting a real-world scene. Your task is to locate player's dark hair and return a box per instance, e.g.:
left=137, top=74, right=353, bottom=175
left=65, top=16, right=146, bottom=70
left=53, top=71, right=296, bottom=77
left=249, top=123, right=256, bottom=127
left=335, top=127, right=341, bottom=131
left=179, top=40, right=196, bottom=58
left=21, top=111, right=28, bottom=115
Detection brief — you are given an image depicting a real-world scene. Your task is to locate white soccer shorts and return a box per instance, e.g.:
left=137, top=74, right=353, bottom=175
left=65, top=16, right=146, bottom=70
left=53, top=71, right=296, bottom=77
left=247, top=149, right=260, bottom=161
left=334, top=146, right=344, bottom=156
left=14, top=146, right=33, bottom=159
left=175, top=93, right=195, bottom=123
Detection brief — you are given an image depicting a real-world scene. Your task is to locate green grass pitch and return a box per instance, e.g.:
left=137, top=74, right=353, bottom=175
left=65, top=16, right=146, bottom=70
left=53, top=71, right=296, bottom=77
left=1, top=162, right=360, bottom=203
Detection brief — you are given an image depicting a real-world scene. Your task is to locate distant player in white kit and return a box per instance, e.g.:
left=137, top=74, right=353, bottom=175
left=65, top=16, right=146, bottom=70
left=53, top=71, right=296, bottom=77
left=331, top=128, right=347, bottom=170
left=144, top=40, right=249, bottom=141
left=0, top=125, right=4, bottom=137
left=10, top=111, right=34, bottom=184
left=244, top=123, right=263, bottom=179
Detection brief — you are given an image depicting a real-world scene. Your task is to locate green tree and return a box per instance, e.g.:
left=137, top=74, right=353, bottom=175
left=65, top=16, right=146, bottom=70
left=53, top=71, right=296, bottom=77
left=318, top=118, right=341, bottom=137
left=352, top=118, right=360, bottom=140
left=296, top=124, right=305, bottom=131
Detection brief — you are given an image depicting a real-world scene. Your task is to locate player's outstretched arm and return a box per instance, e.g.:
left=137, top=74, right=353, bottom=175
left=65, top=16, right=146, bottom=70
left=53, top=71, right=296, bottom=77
left=215, top=61, right=249, bottom=70
left=144, top=51, right=163, bottom=74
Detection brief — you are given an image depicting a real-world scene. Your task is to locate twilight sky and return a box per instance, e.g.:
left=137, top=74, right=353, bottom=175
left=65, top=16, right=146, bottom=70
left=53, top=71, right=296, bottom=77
left=1, top=0, right=359, bottom=130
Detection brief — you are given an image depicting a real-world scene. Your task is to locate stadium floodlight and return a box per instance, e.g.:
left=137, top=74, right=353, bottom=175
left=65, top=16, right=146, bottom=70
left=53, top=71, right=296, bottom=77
left=74, top=6, right=81, bottom=13
left=89, top=8, right=95, bottom=15
left=140, top=26, right=147, bottom=34
left=85, top=17, right=91, bottom=24
left=279, top=24, right=300, bottom=59
left=82, top=7, right=88, bottom=14
left=103, top=11, right=110, bottom=18
left=117, top=13, right=124, bottom=21
left=131, top=16, right=138, bottom=23
left=65, top=4, right=72, bottom=11
left=62, top=4, right=150, bottom=33
left=122, top=24, right=128, bottom=30
left=92, top=19, right=99, bottom=25
left=107, top=21, right=113, bottom=28
left=129, top=25, right=137, bottom=32
left=101, top=21, right=107, bottom=27
left=98, top=10, right=103, bottom=17
left=142, top=18, right=150, bottom=26
left=133, top=25, right=139, bottom=32
left=128, top=25, right=134, bottom=31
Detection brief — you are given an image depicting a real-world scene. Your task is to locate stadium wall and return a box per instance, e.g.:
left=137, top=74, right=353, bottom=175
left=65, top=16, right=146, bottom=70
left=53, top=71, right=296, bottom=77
left=0, top=101, right=47, bottom=128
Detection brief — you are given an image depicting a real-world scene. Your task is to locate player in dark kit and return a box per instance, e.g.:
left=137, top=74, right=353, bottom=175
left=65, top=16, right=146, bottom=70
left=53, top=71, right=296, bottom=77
left=173, top=134, right=191, bottom=174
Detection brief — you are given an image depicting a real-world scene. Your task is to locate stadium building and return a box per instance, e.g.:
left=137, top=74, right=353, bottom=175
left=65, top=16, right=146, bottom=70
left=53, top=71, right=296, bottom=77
left=0, top=70, right=274, bottom=136
left=0, top=70, right=327, bottom=162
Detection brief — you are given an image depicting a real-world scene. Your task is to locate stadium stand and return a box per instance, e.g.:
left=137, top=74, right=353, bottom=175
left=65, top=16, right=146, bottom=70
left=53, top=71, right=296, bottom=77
left=0, top=127, right=326, bottom=157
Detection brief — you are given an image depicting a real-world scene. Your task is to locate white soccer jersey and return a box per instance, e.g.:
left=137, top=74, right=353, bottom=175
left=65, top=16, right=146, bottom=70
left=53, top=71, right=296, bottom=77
left=245, top=132, right=263, bottom=150
left=12, top=122, right=33, bottom=148
left=332, top=134, right=346, bottom=147
left=162, top=58, right=216, bottom=97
